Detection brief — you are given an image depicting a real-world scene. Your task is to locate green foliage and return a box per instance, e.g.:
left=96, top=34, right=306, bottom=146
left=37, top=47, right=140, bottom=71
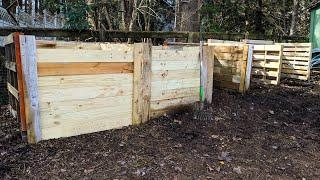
left=63, top=0, right=92, bottom=30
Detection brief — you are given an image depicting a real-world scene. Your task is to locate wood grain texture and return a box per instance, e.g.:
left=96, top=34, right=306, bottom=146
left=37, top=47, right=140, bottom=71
left=7, top=83, right=19, bottom=101
left=20, top=35, right=42, bottom=143
left=14, top=33, right=27, bottom=133
left=38, top=62, right=133, bottom=76
left=37, top=49, right=134, bottom=62
left=150, top=96, right=198, bottom=110
left=203, top=46, right=214, bottom=104
left=132, top=43, right=152, bottom=125
left=239, top=45, right=249, bottom=93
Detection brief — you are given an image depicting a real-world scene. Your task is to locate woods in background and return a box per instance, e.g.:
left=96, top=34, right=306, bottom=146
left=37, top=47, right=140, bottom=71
left=2, top=0, right=313, bottom=37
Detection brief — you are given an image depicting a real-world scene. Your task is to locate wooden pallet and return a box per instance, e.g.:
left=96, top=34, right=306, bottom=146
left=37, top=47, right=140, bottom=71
left=207, top=44, right=251, bottom=93
left=277, top=43, right=312, bottom=80
left=251, top=45, right=283, bottom=85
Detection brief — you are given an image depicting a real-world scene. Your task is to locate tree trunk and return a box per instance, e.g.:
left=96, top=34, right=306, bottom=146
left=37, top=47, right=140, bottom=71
left=289, top=0, right=298, bottom=36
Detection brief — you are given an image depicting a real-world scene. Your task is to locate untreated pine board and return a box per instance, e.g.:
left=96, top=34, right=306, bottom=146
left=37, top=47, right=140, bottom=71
left=203, top=46, right=214, bottom=104
left=213, top=52, right=243, bottom=61
left=150, top=96, right=198, bottom=111
left=252, top=68, right=279, bottom=77
left=152, top=60, right=200, bottom=71
left=132, top=43, right=152, bottom=125
left=37, top=62, right=133, bottom=76
left=19, top=35, right=42, bottom=143
left=281, top=69, right=308, bottom=75
left=151, top=69, right=200, bottom=81
left=213, top=73, right=240, bottom=83
left=38, top=74, right=133, bottom=102
left=37, top=48, right=134, bottom=62
left=151, top=78, right=200, bottom=91
left=152, top=49, right=199, bottom=61
left=40, top=96, right=132, bottom=140
left=7, top=83, right=19, bottom=101
left=151, top=87, right=199, bottom=101
left=214, top=80, right=239, bottom=90
left=239, top=45, right=249, bottom=93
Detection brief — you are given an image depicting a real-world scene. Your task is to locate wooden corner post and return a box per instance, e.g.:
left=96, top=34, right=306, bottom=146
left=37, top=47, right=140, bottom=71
left=202, top=45, right=214, bottom=104
left=19, top=35, right=41, bottom=143
left=239, top=45, right=249, bottom=93
left=132, top=43, right=152, bottom=125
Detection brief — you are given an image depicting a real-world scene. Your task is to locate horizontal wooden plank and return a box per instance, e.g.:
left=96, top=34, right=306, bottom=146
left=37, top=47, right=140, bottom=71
left=212, top=46, right=243, bottom=53
left=214, top=67, right=240, bottom=74
left=151, top=87, right=199, bottom=101
left=253, top=54, right=281, bottom=60
left=151, top=78, right=200, bottom=91
left=38, top=73, right=132, bottom=87
left=37, top=49, right=134, bottom=62
left=213, top=52, right=243, bottom=61
left=253, top=45, right=282, bottom=51
left=40, top=95, right=132, bottom=140
left=5, top=61, right=16, bottom=72
left=152, top=60, right=200, bottom=71
left=151, top=69, right=199, bottom=81
left=37, top=41, right=133, bottom=51
left=283, top=48, right=311, bottom=52
left=151, top=96, right=198, bottom=110
left=281, top=69, right=308, bottom=75
left=282, top=60, right=309, bottom=66
left=251, top=68, right=279, bottom=77
left=38, top=74, right=133, bottom=102
left=7, top=83, right=19, bottom=101
left=281, top=74, right=308, bottom=80
left=283, top=52, right=310, bottom=57
left=282, top=56, right=310, bottom=61
left=252, top=62, right=280, bottom=69
left=38, top=62, right=133, bottom=76
left=152, top=49, right=199, bottom=61
left=282, top=64, right=309, bottom=70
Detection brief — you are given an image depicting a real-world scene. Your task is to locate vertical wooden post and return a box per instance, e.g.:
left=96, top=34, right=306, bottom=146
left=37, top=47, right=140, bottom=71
left=245, top=44, right=253, bottom=91
left=19, top=35, right=41, bottom=143
left=307, top=44, right=312, bottom=80
left=239, top=45, right=249, bottom=93
left=276, top=45, right=284, bottom=85
left=13, top=32, right=27, bottom=140
left=202, top=46, right=213, bottom=104
left=132, top=43, right=152, bottom=125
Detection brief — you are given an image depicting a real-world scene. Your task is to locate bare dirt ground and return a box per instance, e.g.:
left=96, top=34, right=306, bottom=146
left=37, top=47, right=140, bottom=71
left=1, top=74, right=320, bottom=179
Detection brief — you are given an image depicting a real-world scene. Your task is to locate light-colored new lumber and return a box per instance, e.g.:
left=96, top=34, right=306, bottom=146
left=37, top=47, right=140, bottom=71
left=19, top=35, right=42, bottom=143
left=151, top=78, right=200, bottom=91
left=239, top=45, right=249, bottom=93
left=152, top=49, right=199, bottom=61
left=132, top=43, right=152, bottom=125
left=151, top=87, right=199, bottom=101
left=151, top=69, right=199, bottom=81
left=37, top=49, right=134, bottom=62
left=203, top=46, right=214, bottom=104
left=150, top=96, right=198, bottom=110
left=152, top=60, right=200, bottom=71
left=38, top=74, right=133, bottom=102
left=37, top=62, right=133, bottom=76
left=7, top=83, right=19, bottom=101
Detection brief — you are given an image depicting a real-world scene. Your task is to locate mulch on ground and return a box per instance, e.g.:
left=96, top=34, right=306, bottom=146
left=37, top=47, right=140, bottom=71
left=1, top=74, right=320, bottom=179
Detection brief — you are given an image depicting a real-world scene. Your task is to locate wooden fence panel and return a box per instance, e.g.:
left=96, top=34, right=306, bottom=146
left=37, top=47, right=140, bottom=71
left=150, top=46, right=200, bottom=118
left=35, top=41, right=135, bottom=140
left=277, top=43, right=312, bottom=80
left=251, top=45, right=283, bottom=85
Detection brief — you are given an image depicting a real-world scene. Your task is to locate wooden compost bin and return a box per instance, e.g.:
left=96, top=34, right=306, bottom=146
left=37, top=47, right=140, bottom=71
left=6, top=34, right=200, bottom=143
left=206, top=43, right=252, bottom=93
